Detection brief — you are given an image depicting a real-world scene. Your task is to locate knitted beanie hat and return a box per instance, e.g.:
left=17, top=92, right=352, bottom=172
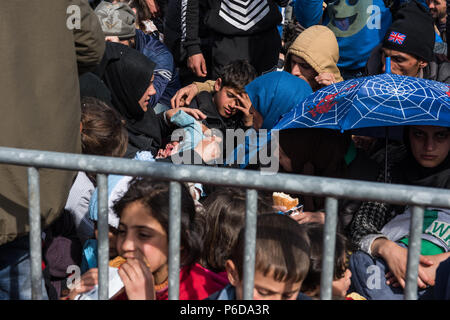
left=95, top=1, right=136, bottom=39
left=382, top=0, right=435, bottom=62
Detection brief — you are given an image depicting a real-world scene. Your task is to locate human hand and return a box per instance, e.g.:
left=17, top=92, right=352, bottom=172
left=145, top=0, right=160, bottom=17
left=165, top=107, right=207, bottom=121
left=385, top=253, right=450, bottom=289
left=194, top=135, right=222, bottom=163
left=375, top=240, right=434, bottom=289
left=293, top=211, right=325, bottom=224
left=118, top=251, right=155, bottom=300
left=315, top=73, right=336, bottom=87
left=272, top=205, right=305, bottom=223
left=67, top=268, right=99, bottom=300
left=234, top=92, right=253, bottom=127
left=187, top=53, right=207, bottom=77
left=170, top=84, right=199, bottom=108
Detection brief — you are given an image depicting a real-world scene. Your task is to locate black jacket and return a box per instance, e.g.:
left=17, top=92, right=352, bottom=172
left=181, top=0, right=285, bottom=58
left=189, top=91, right=252, bottom=133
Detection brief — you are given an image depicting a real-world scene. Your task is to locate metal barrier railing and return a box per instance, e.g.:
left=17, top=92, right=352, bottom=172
left=1, top=146, right=449, bottom=300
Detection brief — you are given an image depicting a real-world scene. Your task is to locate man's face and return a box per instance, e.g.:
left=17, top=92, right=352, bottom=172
left=427, top=0, right=447, bottom=21
left=213, top=80, right=242, bottom=118
left=290, top=55, right=319, bottom=91
left=381, top=48, right=427, bottom=77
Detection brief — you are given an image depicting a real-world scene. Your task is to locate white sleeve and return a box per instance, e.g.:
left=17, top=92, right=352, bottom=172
left=359, top=234, right=389, bottom=257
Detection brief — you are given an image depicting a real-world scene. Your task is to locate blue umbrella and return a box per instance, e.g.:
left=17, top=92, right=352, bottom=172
left=273, top=73, right=450, bottom=132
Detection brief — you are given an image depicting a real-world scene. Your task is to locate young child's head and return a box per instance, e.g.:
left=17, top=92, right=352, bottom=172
left=300, top=223, right=352, bottom=299
left=112, top=177, right=204, bottom=284
left=201, top=187, right=273, bottom=273
left=213, top=60, right=257, bottom=119
left=225, top=213, right=311, bottom=300
left=80, top=96, right=128, bottom=157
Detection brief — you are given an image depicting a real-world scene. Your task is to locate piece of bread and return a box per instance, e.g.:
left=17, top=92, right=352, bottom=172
left=109, top=256, right=127, bottom=268
left=272, top=192, right=299, bottom=210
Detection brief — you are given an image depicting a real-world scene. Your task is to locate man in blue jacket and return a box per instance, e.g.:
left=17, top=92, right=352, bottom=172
left=95, top=1, right=181, bottom=113
left=293, top=0, right=428, bottom=80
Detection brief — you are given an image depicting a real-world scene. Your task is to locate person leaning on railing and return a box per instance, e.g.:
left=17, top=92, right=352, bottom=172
left=347, top=125, right=450, bottom=300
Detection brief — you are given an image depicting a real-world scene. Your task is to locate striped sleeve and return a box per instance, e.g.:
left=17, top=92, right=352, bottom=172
left=181, top=0, right=202, bottom=57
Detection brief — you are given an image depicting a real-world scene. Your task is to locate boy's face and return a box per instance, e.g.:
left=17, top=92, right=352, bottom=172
left=213, top=79, right=243, bottom=119
left=226, top=260, right=303, bottom=300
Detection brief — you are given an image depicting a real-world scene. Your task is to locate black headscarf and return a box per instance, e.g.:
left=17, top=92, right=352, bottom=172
left=94, top=42, right=163, bottom=157
left=392, top=126, right=450, bottom=189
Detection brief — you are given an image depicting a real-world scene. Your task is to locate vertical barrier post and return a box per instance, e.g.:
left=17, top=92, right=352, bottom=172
left=28, top=167, right=42, bottom=300
left=168, top=181, right=181, bottom=300
left=242, top=189, right=258, bottom=300
left=97, top=174, right=109, bottom=300
left=404, top=206, right=425, bottom=300
left=320, top=197, right=338, bottom=300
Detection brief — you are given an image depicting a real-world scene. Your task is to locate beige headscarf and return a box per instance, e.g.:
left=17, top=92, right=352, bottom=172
left=285, top=25, right=344, bottom=83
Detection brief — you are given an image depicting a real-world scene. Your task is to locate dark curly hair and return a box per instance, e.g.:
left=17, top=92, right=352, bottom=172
left=300, top=223, right=349, bottom=296
left=112, top=177, right=205, bottom=267
left=218, top=59, right=257, bottom=93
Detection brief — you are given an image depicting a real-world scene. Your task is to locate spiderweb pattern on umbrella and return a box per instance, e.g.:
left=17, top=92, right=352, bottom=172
left=275, top=74, right=450, bottom=132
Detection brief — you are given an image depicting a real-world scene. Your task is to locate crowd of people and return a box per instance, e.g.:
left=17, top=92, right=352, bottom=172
left=0, top=0, right=449, bottom=301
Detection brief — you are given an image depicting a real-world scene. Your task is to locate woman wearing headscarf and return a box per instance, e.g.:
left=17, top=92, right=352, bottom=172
left=94, top=42, right=167, bottom=158
left=348, top=125, right=450, bottom=300
left=244, top=71, right=313, bottom=130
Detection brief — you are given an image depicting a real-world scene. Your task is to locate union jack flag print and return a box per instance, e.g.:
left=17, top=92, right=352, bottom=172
left=388, top=31, right=406, bottom=45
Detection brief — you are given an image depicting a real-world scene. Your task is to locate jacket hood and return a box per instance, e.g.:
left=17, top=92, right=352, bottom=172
left=285, top=25, right=343, bottom=83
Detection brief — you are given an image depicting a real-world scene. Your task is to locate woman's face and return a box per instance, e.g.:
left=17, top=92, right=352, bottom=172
left=138, top=75, right=156, bottom=112
left=117, top=200, right=168, bottom=283
left=409, top=126, right=450, bottom=168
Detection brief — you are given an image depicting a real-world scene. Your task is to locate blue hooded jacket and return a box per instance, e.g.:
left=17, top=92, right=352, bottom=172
left=293, top=0, right=429, bottom=72
left=134, top=29, right=181, bottom=108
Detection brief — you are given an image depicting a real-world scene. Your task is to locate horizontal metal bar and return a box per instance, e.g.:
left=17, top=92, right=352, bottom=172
left=0, top=147, right=449, bottom=209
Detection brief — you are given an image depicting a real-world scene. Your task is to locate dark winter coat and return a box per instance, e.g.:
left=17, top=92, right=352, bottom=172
left=0, top=0, right=105, bottom=246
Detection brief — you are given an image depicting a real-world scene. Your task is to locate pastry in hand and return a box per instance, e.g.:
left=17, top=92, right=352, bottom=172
left=272, top=192, right=299, bottom=210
